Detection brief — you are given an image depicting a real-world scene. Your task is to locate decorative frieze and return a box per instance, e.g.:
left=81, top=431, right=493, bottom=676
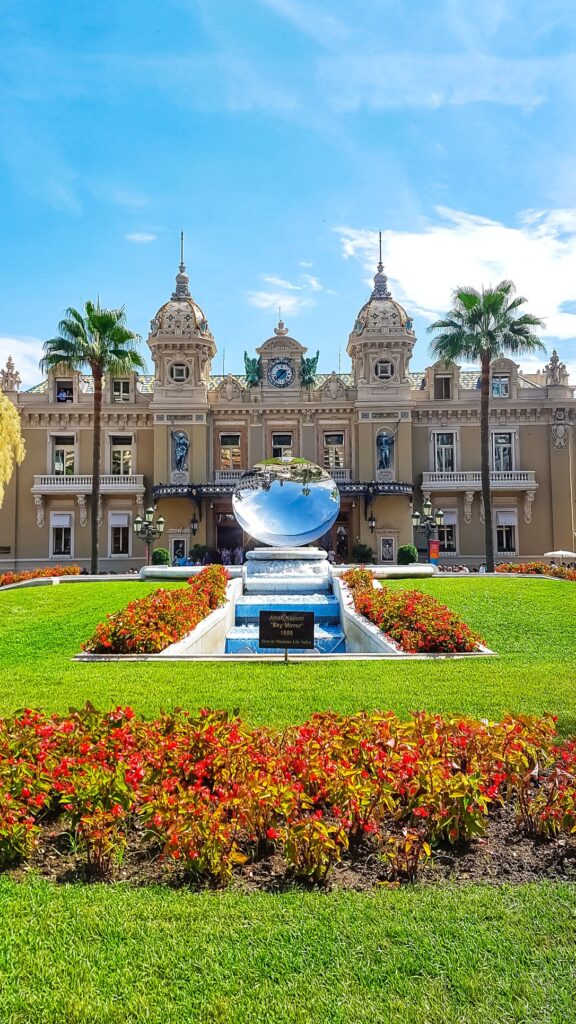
left=524, top=491, right=536, bottom=524
left=33, top=495, right=44, bottom=528
left=464, top=491, right=474, bottom=524
left=552, top=409, right=568, bottom=449
left=76, top=494, right=88, bottom=527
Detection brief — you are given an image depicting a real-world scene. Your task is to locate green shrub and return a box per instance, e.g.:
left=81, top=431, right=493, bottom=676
left=397, top=544, right=419, bottom=565
left=151, top=547, right=171, bottom=566
left=350, top=543, right=376, bottom=565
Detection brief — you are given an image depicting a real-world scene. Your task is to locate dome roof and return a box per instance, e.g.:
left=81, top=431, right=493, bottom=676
left=149, top=258, right=212, bottom=339
left=352, top=264, right=414, bottom=338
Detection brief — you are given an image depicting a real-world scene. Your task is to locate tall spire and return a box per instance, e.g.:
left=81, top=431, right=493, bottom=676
left=371, top=229, right=390, bottom=299
left=172, top=229, right=190, bottom=299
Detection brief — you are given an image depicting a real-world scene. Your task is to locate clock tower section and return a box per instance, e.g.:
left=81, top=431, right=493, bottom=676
left=256, top=319, right=308, bottom=397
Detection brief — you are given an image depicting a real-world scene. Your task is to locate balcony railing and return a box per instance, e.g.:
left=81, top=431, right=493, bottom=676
left=422, top=470, right=537, bottom=490
left=32, top=474, right=145, bottom=493
left=214, top=467, right=352, bottom=483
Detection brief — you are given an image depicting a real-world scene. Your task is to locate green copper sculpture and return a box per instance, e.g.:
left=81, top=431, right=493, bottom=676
left=300, top=350, right=320, bottom=388
left=243, top=352, right=262, bottom=387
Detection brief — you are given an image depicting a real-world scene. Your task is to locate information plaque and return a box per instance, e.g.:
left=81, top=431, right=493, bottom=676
left=259, top=611, right=315, bottom=651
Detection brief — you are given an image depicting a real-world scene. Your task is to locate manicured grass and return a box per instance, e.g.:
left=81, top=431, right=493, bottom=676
left=0, top=879, right=575, bottom=1024
left=1, top=577, right=575, bottom=731
left=1, top=577, right=575, bottom=1024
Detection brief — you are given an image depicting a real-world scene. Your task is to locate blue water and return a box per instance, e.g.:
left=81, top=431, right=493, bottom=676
left=225, top=593, right=346, bottom=654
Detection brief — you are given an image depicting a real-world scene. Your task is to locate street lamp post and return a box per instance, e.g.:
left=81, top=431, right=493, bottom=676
left=133, top=506, right=166, bottom=565
left=411, top=498, right=444, bottom=563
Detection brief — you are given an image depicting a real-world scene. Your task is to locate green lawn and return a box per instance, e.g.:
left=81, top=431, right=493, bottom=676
left=1, top=576, right=575, bottom=731
left=0, top=880, right=575, bottom=1024
left=1, top=576, right=576, bottom=1023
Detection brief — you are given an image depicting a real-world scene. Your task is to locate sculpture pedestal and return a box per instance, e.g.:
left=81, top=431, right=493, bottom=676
left=244, top=547, right=331, bottom=593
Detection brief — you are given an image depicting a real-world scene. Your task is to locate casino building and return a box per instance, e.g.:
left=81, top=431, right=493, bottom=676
left=1, top=251, right=575, bottom=570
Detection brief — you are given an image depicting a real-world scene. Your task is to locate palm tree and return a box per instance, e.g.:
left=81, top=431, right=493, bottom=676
left=41, top=301, right=144, bottom=574
left=428, top=281, right=544, bottom=572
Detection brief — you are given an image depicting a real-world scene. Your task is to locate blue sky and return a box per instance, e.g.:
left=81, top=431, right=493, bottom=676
left=1, top=0, right=575, bottom=386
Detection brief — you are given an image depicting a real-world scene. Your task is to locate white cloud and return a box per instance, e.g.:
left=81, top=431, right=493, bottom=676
left=262, top=275, right=301, bottom=290
left=0, top=336, right=45, bottom=388
left=302, top=274, right=323, bottom=291
left=247, top=291, right=314, bottom=315
left=299, top=260, right=314, bottom=268
left=247, top=268, right=335, bottom=315
left=125, top=232, right=157, bottom=244
left=319, top=52, right=574, bottom=111
left=336, top=206, right=576, bottom=342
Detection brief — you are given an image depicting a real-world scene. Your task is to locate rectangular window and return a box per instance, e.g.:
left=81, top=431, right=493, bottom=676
left=323, top=432, right=345, bottom=469
left=434, top=376, right=452, bottom=400
left=433, top=432, right=455, bottom=473
left=53, top=436, right=75, bottom=476
left=492, top=432, right=514, bottom=472
left=110, top=513, right=130, bottom=556
left=492, top=375, right=510, bottom=398
left=219, top=433, right=242, bottom=470
left=272, top=432, right=293, bottom=459
left=438, top=511, right=458, bottom=553
left=112, top=379, right=130, bottom=402
left=55, top=380, right=73, bottom=403
left=496, top=511, right=517, bottom=554
left=51, top=513, right=72, bottom=557
left=110, top=436, right=133, bottom=476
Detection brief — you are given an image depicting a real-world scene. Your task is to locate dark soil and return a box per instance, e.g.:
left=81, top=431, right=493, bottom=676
left=8, top=802, right=576, bottom=891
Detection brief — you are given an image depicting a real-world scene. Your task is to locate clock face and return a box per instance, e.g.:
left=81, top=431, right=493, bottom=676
left=267, top=358, right=295, bottom=388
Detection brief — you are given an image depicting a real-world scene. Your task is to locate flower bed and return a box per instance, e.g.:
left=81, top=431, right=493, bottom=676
left=0, top=565, right=81, bottom=588
left=0, top=705, right=574, bottom=887
left=496, top=561, right=576, bottom=581
left=341, top=568, right=484, bottom=653
left=82, top=565, right=229, bottom=654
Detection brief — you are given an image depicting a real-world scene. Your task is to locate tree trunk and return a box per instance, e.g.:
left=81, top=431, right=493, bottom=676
left=480, top=351, right=494, bottom=572
left=91, top=366, right=103, bottom=575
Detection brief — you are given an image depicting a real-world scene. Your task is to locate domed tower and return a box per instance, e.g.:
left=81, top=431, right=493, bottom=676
left=148, top=233, right=216, bottom=406
left=346, top=234, right=415, bottom=400
left=148, top=235, right=216, bottom=487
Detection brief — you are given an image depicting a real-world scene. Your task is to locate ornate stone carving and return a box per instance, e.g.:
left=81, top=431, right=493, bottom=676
left=524, top=490, right=536, bottom=524
left=97, top=497, right=103, bottom=528
left=0, top=356, right=21, bottom=392
left=134, top=494, right=144, bottom=515
left=250, top=408, right=262, bottom=424
left=545, top=350, right=568, bottom=386
left=76, top=494, right=88, bottom=527
left=322, top=372, right=346, bottom=400
left=303, top=408, right=314, bottom=424
left=33, top=495, right=44, bottom=528
left=274, top=319, right=289, bottom=337
left=552, top=408, right=568, bottom=449
left=464, top=491, right=475, bottom=524
left=219, top=374, right=242, bottom=402
left=479, top=495, right=485, bottom=524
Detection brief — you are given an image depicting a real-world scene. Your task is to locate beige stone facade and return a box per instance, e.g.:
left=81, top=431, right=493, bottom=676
left=1, top=256, right=575, bottom=570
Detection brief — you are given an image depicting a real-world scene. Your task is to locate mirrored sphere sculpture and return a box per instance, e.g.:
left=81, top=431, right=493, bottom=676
left=232, top=458, right=340, bottom=547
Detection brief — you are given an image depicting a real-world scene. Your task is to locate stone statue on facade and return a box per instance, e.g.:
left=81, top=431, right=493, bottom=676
left=0, top=356, right=21, bottom=392
left=244, top=352, right=262, bottom=387
left=300, top=350, right=319, bottom=388
left=172, top=430, right=189, bottom=471
left=545, top=350, right=568, bottom=386
left=376, top=430, right=394, bottom=470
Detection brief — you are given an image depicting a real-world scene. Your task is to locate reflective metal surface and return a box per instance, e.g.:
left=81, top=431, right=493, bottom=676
left=232, top=458, right=340, bottom=547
